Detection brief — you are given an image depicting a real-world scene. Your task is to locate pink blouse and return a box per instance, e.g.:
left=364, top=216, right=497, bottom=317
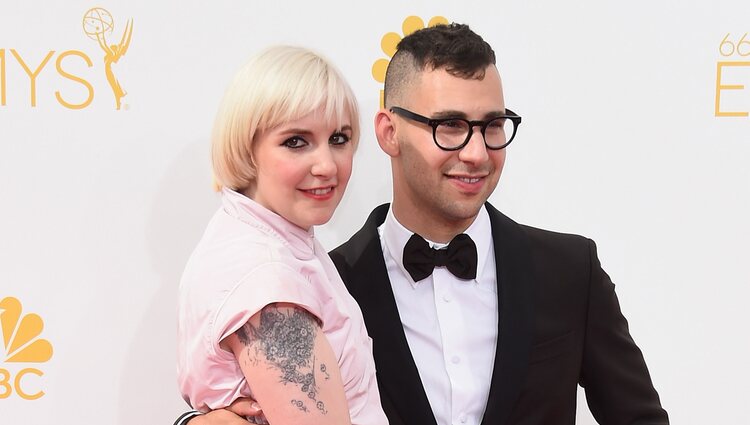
left=177, top=188, right=387, bottom=425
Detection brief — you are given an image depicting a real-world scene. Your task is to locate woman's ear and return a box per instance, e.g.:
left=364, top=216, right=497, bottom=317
left=374, top=109, right=400, bottom=157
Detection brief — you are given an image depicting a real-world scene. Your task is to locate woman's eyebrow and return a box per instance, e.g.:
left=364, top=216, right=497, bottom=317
left=277, top=128, right=314, bottom=136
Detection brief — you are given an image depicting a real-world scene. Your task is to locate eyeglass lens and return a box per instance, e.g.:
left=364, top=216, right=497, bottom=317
left=434, top=117, right=515, bottom=149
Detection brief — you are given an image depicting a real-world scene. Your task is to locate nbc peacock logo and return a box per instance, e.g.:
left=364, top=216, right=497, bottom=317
left=371, top=15, right=449, bottom=108
left=0, top=297, right=53, bottom=400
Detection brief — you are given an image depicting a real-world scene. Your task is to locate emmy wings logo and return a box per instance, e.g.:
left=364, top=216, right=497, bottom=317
left=372, top=15, right=449, bottom=108
left=715, top=33, right=750, bottom=117
left=0, top=7, right=133, bottom=110
left=83, top=7, right=134, bottom=110
left=0, top=297, right=53, bottom=400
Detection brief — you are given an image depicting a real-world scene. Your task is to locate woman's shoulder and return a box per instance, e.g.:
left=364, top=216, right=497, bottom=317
left=180, top=210, right=293, bottom=290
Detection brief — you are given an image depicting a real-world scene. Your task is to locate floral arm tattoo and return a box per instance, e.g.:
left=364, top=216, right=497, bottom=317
left=237, top=304, right=330, bottom=415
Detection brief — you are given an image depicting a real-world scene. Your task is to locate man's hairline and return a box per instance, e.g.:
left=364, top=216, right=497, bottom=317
left=386, top=63, right=499, bottom=109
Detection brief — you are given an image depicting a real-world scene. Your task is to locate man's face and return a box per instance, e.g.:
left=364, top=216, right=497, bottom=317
left=389, top=66, right=507, bottom=235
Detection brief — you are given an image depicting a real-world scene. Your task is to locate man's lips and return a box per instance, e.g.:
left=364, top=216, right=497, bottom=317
left=446, top=174, right=487, bottom=193
left=446, top=174, right=487, bottom=183
left=451, top=176, right=483, bottom=183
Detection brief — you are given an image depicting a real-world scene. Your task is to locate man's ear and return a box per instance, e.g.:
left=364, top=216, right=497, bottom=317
left=374, top=109, right=400, bottom=157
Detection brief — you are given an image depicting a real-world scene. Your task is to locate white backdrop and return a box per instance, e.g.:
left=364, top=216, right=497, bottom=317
left=1, top=1, right=749, bottom=424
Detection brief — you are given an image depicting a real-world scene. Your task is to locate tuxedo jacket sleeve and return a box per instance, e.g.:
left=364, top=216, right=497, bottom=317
left=329, top=203, right=668, bottom=425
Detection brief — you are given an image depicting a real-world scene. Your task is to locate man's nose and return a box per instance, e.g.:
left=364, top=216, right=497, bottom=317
left=457, top=128, right=489, bottom=164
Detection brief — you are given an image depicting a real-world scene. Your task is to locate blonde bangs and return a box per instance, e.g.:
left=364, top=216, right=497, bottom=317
left=211, top=46, right=359, bottom=192
left=258, top=55, right=359, bottom=146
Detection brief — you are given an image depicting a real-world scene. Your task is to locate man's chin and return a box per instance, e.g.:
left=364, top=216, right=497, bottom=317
left=439, top=201, right=486, bottom=223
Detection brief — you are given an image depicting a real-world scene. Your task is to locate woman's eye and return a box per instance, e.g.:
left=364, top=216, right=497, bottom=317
left=282, top=137, right=308, bottom=149
left=330, top=132, right=350, bottom=145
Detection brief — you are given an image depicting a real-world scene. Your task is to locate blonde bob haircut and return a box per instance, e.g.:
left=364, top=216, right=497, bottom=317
left=211, top=45, right=360, bottom=191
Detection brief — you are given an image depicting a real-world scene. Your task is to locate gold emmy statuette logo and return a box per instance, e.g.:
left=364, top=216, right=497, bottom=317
left=715, top=32, right=750, bottom=117
left=0, top=7, right=134, bottom=109
left=372, top=15, right=449, bottom=108
left=83, top=7, right=133, bottom=110
left=0, top=297, right=53, bottom=400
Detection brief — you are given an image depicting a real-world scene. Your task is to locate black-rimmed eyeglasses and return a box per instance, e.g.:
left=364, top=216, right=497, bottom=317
left=390, top=106, right=522, bottom=151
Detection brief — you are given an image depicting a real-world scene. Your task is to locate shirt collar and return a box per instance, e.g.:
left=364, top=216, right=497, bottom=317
left=381, top=205, right=492, bottom=287
left=221, top=187, right=316, bottom=258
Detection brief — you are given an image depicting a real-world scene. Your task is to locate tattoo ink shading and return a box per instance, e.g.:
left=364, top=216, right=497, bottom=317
left=238, top=305, right=328, bottom=415
left=291, top=399, right=308, bottom=412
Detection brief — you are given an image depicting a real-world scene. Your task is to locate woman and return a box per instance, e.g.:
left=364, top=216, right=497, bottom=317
left=177, top=46, right=387, bottom=425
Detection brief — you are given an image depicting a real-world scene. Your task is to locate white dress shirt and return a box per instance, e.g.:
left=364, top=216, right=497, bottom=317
left=378, top=206, right=499, bottom=425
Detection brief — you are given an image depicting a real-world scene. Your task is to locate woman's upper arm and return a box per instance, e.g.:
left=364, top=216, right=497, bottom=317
left=222, top=302, right=351, bottom=425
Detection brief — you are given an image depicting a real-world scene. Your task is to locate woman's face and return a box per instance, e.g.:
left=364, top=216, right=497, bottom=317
left=245, top=106, right=355, bottom=230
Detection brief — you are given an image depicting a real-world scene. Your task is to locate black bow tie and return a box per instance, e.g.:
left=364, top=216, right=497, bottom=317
left=402, top=233, right=478, bottom=282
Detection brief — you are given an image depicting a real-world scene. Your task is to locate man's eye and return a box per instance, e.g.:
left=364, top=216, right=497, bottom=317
left=486, top=118, right=505, bottom=130
left=437, top=120, right=468, bottom=134
left=282, top=137, right=307, bottom=148
left=330, top=132, right=350, bottom=145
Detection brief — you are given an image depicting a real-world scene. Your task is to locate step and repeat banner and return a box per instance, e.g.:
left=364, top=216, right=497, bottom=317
left=1, top=1, right=748, bottom=424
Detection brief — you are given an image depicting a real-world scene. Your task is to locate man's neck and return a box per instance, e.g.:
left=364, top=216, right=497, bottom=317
left=390, top=202, right=478, bottom=244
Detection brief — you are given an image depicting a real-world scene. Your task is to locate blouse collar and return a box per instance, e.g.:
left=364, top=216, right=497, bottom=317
left=221, top=187, right=316, bottom=259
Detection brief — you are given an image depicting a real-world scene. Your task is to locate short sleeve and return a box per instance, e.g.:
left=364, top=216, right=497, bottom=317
left=211, top=262, right=324, bottom=357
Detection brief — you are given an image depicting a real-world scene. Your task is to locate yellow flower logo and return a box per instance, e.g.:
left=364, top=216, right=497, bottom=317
left=372, top=15, right=449, bottom=107
left=1, top=297, right=53, bottom=363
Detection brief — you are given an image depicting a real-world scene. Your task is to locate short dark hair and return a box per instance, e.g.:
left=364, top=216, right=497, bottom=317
left=384, top=23, right=496, bottom=107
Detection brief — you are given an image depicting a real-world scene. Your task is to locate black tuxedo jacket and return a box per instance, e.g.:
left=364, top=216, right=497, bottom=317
left=329, top=203, right=668, bottom=425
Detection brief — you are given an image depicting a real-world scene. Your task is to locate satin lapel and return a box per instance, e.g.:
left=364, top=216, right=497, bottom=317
left=481, top=203, right=535, bottom=425
left=331, top=205, right=438, bottom=425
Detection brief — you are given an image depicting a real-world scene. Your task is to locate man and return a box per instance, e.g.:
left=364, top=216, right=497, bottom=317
left=178, top=23, right=668, bottom=425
